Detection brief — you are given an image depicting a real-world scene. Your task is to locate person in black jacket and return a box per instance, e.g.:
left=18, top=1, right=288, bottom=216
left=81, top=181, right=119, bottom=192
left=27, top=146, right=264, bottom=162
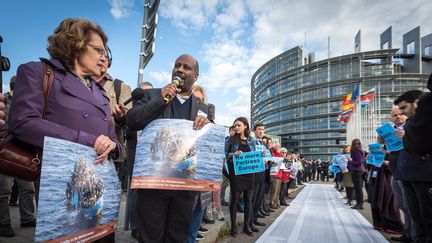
left=321, top=160, right=330, bottom=182
left=387, top=107, right=413, bottom=242
left=394, top=88, right=432, bottom=243
left=126, top=54, right=213, bottom=243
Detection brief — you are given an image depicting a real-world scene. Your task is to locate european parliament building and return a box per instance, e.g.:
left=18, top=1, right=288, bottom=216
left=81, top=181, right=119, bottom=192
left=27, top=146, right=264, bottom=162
left=251, top=26, right=432, bottom=160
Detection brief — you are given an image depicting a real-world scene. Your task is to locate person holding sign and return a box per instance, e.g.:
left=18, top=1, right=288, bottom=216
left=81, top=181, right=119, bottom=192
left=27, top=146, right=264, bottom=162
left=386, top=107, right=414, bottom=242
left=337, top=146, right=350, bottom=189
left=250, top=123, right=268, bottom=228
left=394, top=90, right=432, bottom=242
left=367, top=137, right=403, bottom=234
left=7, top=18, right=121, bottom=242
left=126, top=54, right=213, bottom=243
left=225, top=117, right=256, bottom=237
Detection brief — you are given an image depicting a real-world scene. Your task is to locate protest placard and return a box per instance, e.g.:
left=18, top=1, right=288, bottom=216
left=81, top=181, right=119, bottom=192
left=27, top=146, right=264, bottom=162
left=333, top=154, right=350, bottom=171
left=376, top=123, right=403, bottom=152
left=330, top=164, right=341, bottom=174
left=233, top=151, right=265, bottom=175
left=255, top=145, right=266, bottom=151
left=35, top=137, right=121, bottom=243
left=367, top=143, right=385, bottom=167
left=269, top=157, right=284, bottom=175
left=367, top=154, right=375, bottom=165
left=256, top=144, right=273, bottom=161
left=132, top=119, right=225, bottom=191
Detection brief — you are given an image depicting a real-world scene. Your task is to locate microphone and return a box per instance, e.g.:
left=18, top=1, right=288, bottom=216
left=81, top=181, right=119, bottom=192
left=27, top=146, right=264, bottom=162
left=163, top=76, right=183, bottom=104
left=208, top=103, right=215, bottom=122
left=123, top=88, right=148, bottom=106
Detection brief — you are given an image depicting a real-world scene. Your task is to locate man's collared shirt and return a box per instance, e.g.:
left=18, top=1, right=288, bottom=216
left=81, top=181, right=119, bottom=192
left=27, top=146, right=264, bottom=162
left=176, top=93, right=192, bottom=104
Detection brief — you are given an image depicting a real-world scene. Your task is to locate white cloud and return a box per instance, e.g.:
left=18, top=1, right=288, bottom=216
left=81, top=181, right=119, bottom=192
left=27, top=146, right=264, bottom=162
left=147, top=71, right=171, bottom=86
left=158, top=0, right=219, bottom=32
left=110, top=0, right=134, bottom=20
left=158, top=0, right=432, bottom=125
left=214, top=114, right=235, bottom=127
left=224, top=87, right=251, bottom=120
left=212, top=0, right=248, bottom=35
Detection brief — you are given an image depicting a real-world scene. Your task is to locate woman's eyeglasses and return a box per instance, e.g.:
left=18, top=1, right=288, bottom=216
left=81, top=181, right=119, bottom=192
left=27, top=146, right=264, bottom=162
left=87, top=44, right=107, bottom=58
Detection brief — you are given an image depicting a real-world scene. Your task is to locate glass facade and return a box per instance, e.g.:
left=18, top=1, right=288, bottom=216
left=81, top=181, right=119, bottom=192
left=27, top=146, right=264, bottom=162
left=251, top=46, right=430, bottom=160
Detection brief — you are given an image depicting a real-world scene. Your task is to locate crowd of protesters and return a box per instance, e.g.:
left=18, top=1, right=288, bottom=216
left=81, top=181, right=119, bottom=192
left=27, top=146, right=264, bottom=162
left=0, top=16, right=431, bottom=243
left=329, top=83, right=432, bottom=243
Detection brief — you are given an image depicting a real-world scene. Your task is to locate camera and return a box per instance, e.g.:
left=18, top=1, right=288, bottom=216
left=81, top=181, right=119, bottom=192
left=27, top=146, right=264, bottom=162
left=0, top=36, right=10, bottom=72
left=1, top=35, right=11, bottom=93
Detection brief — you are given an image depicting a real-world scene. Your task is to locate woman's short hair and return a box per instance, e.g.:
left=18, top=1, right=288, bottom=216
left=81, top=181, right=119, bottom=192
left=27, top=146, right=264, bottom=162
left=47, top=18, right=108, bottom=70
left=192, top=85, right=207, bottom=103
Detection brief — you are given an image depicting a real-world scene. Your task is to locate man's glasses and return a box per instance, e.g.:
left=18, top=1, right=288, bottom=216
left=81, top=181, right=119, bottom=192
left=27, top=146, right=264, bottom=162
left=87, top=43, right=107, bottom=58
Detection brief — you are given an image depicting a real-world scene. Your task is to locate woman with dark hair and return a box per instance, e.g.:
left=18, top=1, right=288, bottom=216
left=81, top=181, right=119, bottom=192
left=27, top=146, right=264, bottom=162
left=225, top=117, right=256, bottom=237
left=348, top=139, right=366, bottom=209
left=9, top=18, right=120, bottom=242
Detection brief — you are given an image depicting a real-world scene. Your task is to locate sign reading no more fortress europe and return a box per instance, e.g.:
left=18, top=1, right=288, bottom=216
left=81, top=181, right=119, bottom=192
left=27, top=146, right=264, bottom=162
left=233, top=151, right=265, bottom=175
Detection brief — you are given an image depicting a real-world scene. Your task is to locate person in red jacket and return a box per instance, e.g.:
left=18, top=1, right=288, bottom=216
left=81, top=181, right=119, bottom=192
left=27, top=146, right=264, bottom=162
left=279, top=148, right=291, bottom=206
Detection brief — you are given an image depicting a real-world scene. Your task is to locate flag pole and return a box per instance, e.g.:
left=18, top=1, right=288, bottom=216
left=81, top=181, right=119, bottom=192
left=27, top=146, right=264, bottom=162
left=357, top=83, right=362, bottom=141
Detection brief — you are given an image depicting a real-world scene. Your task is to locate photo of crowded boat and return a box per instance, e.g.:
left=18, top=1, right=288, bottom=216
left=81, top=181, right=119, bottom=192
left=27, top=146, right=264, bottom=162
left=35, top=137, right=121, bottom=243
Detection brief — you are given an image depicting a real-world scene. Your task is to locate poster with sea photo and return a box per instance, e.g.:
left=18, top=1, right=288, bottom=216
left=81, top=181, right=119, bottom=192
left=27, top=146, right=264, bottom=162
left=131, top=119, right=225, bottom=192
left=35, top=137, right=121, bottom=243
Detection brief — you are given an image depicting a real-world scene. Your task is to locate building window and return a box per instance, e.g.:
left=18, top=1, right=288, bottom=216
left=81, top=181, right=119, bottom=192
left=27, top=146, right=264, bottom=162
left=407, top=41, right=415, bottom=54
left=425, top=45, right=432, bottom=56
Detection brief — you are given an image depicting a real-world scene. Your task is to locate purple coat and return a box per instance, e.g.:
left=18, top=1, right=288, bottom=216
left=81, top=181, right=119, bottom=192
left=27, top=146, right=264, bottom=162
left=9, top=58, right=121, bottom=158
left=348, top=149, right=365, bottom=172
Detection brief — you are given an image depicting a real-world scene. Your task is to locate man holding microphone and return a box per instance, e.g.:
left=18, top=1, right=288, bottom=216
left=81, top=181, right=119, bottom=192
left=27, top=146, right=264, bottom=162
left=126, top=54, right=213, bottom=243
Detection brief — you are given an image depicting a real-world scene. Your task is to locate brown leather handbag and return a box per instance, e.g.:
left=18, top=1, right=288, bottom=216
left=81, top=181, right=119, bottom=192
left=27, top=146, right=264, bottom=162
left=0, top=62, right=54, bottom=181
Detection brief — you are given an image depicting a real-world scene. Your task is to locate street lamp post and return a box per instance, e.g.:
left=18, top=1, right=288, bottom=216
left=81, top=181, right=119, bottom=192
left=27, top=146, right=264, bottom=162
left=124, top=0, right=160, bottom=232
left=136, top=0, right=160, bottom=87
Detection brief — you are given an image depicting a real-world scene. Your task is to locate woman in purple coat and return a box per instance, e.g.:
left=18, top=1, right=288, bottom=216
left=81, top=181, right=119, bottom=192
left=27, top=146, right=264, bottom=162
left=9, top=17, right=120, bottom=242
left=10, top=17, right=120, bottom=164
left=348, top=139, right=366, bottom=210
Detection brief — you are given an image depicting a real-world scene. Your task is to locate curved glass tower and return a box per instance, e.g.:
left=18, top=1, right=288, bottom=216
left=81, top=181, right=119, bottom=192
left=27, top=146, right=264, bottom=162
left=251, top=27, right=431, bottom=160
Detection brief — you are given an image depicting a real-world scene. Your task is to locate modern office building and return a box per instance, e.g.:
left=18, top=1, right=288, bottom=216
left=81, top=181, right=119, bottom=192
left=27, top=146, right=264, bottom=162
left=251, top=26, right=432, bottom=160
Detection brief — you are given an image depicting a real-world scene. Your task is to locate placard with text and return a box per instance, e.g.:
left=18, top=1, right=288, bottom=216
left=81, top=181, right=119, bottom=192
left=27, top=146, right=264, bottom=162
left=233, top=151, right=265, bottom=175
left=131, top=119, right=225, bottom=191
left=376, top=123, right=403, bottom=152
left=367, top=143, right=386, bottom=167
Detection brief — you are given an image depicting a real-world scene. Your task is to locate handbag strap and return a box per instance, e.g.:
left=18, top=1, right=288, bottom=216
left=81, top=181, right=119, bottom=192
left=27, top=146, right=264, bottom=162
left=42, top=62, right=54, bottom=116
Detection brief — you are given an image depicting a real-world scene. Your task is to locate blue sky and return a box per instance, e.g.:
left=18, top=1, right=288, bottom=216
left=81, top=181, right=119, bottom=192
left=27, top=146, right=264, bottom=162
left=1, top=0, right=431, bottom=126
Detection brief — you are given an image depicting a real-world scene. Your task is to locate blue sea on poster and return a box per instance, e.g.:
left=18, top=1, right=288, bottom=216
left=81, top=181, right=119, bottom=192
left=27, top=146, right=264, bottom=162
left=35, top=137, right=121, bottom=243
left=133, top=119, right=225, bottom=182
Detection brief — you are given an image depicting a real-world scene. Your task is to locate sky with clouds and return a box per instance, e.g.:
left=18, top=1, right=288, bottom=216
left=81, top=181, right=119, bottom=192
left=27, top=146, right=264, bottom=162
left=1, top=0, right=431, bottom=126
